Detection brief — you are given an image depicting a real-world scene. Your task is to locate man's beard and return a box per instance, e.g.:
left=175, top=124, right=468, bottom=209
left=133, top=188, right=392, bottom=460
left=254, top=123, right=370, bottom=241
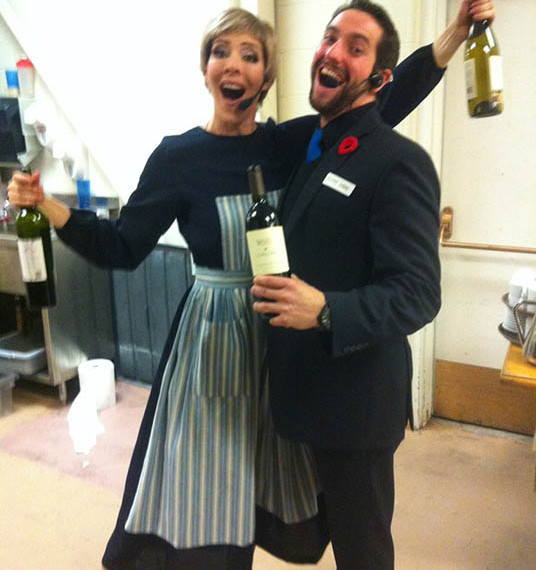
left=309, top=76, right=369, bottom=120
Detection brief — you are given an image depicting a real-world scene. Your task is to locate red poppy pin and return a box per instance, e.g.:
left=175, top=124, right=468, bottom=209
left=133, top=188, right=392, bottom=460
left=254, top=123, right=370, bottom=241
left=338, top=136, right=358, bottom=155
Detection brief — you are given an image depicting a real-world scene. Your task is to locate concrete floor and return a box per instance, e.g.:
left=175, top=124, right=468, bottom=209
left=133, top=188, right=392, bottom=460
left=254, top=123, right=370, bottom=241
left=0, top=379, right=534, bottom=570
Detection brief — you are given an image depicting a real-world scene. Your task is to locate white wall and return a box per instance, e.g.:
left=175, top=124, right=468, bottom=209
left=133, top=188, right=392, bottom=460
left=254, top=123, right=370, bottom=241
left=0, top=15, right=115, bottom=199
left=438, top=0, right=535, bottom=369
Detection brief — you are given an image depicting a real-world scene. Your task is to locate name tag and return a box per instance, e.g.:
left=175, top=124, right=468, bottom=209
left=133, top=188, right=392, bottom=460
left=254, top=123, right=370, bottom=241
left=323, top=172, right=356, bottom=197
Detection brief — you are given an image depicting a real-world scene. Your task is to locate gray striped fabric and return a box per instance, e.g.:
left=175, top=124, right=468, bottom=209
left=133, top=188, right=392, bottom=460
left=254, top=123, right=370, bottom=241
left=124, top=191, right=321, bottom=549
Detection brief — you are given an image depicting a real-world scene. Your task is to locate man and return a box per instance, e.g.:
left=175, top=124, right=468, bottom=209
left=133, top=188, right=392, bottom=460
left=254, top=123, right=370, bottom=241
left=252, top=1, right=443, bottom=568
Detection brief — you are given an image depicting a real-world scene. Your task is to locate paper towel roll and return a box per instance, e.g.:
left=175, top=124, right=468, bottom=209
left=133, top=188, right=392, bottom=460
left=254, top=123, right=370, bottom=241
left=78, top=359, right=116, bottom=411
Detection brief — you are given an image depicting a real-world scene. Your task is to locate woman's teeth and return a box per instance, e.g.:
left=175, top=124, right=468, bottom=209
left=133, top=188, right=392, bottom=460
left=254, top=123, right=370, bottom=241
left=221, top=84, right=245, bottom=100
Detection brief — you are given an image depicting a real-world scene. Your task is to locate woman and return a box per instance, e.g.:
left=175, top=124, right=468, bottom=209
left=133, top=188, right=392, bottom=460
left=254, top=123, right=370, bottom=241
left=9, top=4, right=495, bottom=569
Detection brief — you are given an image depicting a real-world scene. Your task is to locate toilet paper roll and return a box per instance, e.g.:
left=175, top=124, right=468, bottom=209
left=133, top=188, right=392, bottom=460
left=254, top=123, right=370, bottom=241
left=78, top=359, right=116, bottom=411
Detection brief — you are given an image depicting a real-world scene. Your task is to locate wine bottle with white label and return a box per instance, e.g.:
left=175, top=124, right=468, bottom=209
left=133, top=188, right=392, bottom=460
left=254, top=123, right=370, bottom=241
left=16, top=169, right=56, bottom=308
left=246, top=164, right=289, bottom=277
left=464, top=18, right=503, bottom=118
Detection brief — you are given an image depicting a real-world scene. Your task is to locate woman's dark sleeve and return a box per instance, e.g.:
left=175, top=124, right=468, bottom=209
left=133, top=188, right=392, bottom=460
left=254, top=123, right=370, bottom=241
left=378, top=44, right=445, bottom=127
left=56, top=141, right=178, bottom=270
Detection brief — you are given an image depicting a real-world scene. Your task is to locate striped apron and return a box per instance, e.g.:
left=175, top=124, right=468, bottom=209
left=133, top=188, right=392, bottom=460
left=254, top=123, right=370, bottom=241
left=124, top=192, right=321, bottom=549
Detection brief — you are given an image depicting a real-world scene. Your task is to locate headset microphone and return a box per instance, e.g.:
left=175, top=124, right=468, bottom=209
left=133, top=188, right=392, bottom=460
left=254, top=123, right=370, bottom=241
left=368, top=72, right=383, bottom=89
left=348, top=72, right=384, bottom=92
left=238, top=84, right=265, bottom=111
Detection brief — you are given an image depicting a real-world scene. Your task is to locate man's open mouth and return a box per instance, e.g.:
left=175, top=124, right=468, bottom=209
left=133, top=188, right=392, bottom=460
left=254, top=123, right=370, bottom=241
left=318, top=67, right=345, bottom=89
left=221, top=83, right=245, bottom=100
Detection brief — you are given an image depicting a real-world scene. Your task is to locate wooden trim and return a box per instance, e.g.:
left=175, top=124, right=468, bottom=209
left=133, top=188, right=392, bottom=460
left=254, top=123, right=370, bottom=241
left=434, top=359, right=536, bottom=436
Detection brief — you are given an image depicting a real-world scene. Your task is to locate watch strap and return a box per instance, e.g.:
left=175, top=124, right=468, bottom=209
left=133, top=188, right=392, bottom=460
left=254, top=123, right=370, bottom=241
left=317, top=302, right=331, bottom=331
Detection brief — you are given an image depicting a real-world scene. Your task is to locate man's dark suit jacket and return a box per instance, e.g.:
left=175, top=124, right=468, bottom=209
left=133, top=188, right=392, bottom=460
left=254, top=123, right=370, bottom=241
left=267, top=104, right=441, bottom=450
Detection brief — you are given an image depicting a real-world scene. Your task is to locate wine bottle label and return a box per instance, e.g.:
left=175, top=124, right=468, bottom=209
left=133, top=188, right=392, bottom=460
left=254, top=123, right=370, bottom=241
left=489, top=55, right=503, bottom=91
left=465, top=56, right=503, bottom=99
left=246, top=226, right=289, bottom=276
left=464, top=59, right=477, bottom=99
left=17, top=237, right=48, bottom=282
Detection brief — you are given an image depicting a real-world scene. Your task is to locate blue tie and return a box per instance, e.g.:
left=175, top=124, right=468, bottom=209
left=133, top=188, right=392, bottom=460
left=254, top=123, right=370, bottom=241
left=305, top=128, right=323, bottom=163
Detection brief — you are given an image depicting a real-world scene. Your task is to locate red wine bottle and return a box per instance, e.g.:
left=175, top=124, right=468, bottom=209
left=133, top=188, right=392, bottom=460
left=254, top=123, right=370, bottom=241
left=15, top=169, right=56, bottom=308
left=245, top=165, right=289, bottom=277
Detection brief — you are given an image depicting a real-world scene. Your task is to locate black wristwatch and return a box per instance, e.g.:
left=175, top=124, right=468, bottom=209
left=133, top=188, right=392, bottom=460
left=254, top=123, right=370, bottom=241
left=317, top=302, right=332, bottom=331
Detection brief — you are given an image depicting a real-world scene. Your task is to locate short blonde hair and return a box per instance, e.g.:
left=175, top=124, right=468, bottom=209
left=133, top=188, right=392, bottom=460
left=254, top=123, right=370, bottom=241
left=200, top=8, right=276, bottom=102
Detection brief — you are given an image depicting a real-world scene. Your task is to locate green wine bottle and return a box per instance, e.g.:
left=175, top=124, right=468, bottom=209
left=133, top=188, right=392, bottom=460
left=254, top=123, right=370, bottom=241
left=15, top=169, right=56, bottom=308
left=464, top=19, right=503, bottom=118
